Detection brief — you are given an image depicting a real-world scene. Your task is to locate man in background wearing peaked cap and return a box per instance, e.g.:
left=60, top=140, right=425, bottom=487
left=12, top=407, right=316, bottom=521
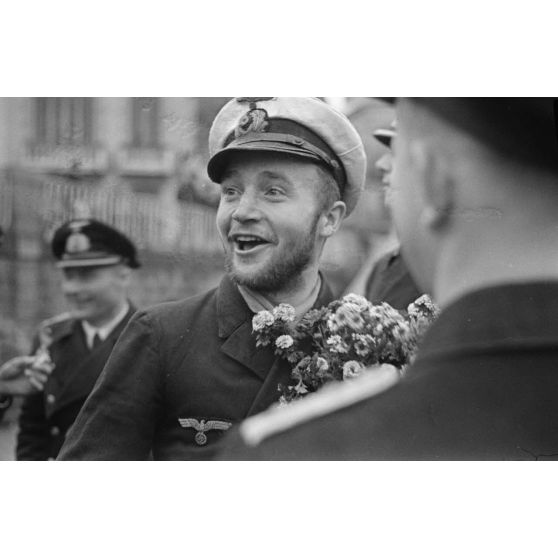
left=362, top=120, right=422, bottom=309
left=59, top=97, right=366, bottom=460
left=11, top=219, right=139, bottom=459
left=219, top=98, right=558, bottom=460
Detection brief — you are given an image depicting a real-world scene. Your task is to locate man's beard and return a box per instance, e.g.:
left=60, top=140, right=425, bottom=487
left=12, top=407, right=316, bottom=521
left=225, top=216, right=319, bottom=294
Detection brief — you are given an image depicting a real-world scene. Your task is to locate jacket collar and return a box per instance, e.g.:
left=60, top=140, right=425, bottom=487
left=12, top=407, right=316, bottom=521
left=47, top=304, right=136, bottom=414
left=416, top=282, right=558, bottom=362
left=217, top=272, right=334, bottom=384
left=45, top=303, right=136, bottom=345
left=217, top=275, right=253, bottom=339
left=217, top=273, right=334, bottom=339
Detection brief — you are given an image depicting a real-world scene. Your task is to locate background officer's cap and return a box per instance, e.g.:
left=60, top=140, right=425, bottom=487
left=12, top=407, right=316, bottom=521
left=207, top=97, right=367, bottom=215
left=52, top=219, right=141, bottom=269
left=407, top=98, right=558, bottom=174
left=373, top=120, right=396, bottom=148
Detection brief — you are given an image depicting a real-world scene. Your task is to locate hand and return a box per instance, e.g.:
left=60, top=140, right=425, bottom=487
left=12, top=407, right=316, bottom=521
left=0, top=355, right=54, bottom=396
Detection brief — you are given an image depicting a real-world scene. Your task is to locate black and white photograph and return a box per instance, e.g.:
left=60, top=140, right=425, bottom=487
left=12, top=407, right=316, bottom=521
left=1, top=3, right=556, bottom=556
left=1, top=96, right=557, bottom=462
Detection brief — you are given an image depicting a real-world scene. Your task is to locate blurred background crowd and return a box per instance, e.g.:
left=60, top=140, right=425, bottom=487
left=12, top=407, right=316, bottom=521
left=0, top=97, right=395, bottom=459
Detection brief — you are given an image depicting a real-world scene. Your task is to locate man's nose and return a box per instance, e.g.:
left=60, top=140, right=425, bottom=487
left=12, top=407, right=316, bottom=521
left=375, top=153, right=391, bottom=173
left=61, top=277, right=82, bottom=295
left=232, top=191, right=261, bottom=223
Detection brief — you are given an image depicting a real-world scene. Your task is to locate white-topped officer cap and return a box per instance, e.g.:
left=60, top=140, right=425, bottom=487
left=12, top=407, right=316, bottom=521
left=207, top=97, right=367, bottom=216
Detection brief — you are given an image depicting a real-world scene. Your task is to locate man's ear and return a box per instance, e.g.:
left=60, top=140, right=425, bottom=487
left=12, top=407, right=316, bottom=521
left=319, top=201, right=346, bottom=238
left=411, top=142, right=455, bottom=232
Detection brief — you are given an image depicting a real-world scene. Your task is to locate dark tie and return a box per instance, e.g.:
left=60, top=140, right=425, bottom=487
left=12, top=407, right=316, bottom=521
left=91, top=333, right=102, bottom=350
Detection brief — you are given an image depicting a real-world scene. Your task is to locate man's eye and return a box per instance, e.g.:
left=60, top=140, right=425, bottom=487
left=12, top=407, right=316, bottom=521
left=221, top=186, right=239, bottom=197
left=267, top=187, right=284, bottom=197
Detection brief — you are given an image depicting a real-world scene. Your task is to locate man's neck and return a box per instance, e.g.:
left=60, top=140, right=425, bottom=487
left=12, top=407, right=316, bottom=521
left=83, top=302, right=129, bottom=330
left=264, top=266, right=322, bottom=308
left=238, top=267, right=322, bottom=318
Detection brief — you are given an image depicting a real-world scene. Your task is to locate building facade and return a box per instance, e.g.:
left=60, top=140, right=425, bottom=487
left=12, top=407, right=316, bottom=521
left=0, top=98, right=230, bottom=347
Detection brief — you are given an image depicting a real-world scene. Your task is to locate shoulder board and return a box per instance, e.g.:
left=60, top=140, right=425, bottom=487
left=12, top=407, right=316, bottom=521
left=240, top=364, right=400, bottom=447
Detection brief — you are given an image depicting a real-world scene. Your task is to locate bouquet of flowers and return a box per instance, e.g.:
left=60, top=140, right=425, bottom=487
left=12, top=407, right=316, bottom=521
left=252, top=293, right=439, bottom=404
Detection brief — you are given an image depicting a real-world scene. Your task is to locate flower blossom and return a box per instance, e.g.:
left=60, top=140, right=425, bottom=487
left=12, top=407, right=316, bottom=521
left=342, top=293, right=370, bottom=311
left=273, top=304, right=296, bottom=322
left=328, top=303, right=366, bottom=332
left=407, top=294, right=438, bottom=316
left=276, top=335, right=294, bottom=349
left=316, top=357, right=329, bottom=372
left=342, top=360, right=363, bottom=380
left=252, top=311, right=275, bottom=332
left=326, top=335, right=348, bottom=353
left=353, top=333, right=374, bottom=357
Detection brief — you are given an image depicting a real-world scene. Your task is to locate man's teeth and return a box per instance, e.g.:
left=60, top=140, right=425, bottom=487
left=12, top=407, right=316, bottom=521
left=234, top=235, right=267, bottom=251
left=236, top=235, right=263, bottom=241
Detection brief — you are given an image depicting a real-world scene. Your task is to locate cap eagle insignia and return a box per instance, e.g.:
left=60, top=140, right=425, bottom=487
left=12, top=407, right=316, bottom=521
left=234, top=107, right=270, bottom=139
left=178, top=418, right=232, bottom=446
left=65, top=220, right=91, bottom=254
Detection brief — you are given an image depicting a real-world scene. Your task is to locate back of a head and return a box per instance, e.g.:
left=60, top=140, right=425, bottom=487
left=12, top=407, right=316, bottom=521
left=393, top=98, right=558, bottom=303
left=402, top=98, right=558, bottom=180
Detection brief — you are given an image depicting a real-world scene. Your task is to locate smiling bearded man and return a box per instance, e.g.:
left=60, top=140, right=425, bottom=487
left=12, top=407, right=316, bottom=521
left=58, top=97, right=366, bottom=460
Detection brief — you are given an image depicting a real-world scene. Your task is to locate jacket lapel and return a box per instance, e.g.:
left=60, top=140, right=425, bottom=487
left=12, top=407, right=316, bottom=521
left=51, top=306, right=136, bottom=412
left=218, top=276, right=276, bottom=381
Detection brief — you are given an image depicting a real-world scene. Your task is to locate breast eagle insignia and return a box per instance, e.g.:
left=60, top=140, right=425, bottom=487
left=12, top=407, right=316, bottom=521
left=178, top=418, right=232, bottom=446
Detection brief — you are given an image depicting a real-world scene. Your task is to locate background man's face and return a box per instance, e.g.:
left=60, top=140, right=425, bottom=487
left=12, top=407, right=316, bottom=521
left=60, top=265, right=129, bottom=325
left=390, top=103, right=436, bottom=293
left=344, top=101, right=395, bottom=235
left=216, top=152, right=325, bottom=293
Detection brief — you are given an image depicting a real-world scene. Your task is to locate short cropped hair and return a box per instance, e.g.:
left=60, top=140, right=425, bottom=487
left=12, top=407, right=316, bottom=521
left=315, top=164, right=341, bottom=212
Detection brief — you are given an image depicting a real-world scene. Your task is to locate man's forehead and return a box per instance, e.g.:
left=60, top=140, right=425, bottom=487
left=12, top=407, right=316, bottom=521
left=221, top=153, right=318, bottom=179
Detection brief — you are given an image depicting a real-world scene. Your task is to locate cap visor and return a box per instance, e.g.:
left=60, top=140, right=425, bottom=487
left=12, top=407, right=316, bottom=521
left=373, top=129, right=395, bottom=148
left=56, top=256, right=122, bottom=268
left=207, top=142, right=324, bottom=183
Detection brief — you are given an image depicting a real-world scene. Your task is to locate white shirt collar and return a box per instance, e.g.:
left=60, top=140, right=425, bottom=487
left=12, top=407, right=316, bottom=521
left=82, top=303, right=130, bottom=349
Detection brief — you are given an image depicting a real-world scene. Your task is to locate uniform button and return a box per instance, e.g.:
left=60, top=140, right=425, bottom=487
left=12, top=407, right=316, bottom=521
left=46, top=394, right=56, bottom=404
left=293, top=138, right=304, bottom=145
left=50, top=426, right=60, bottom=436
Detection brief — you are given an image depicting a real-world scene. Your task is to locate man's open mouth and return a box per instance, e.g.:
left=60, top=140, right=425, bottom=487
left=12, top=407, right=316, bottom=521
left=231, top=234, right=270, bottom=253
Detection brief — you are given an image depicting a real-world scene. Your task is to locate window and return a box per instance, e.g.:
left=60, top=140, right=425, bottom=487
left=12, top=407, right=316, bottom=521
left=131, top=98, right=160, bottom=148
left=196, top=98, right=229, bottom=153
left=35, top=98, right=93, bottom=145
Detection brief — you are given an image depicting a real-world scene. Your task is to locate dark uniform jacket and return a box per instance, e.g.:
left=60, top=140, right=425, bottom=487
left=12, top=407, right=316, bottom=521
left=58, top=274, right=334, bottom=460
left=365, top=249, right=422, bottom=310
left=220, top=282, right=558, bottom=460
left=16, top=306, right=135, bottom=460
